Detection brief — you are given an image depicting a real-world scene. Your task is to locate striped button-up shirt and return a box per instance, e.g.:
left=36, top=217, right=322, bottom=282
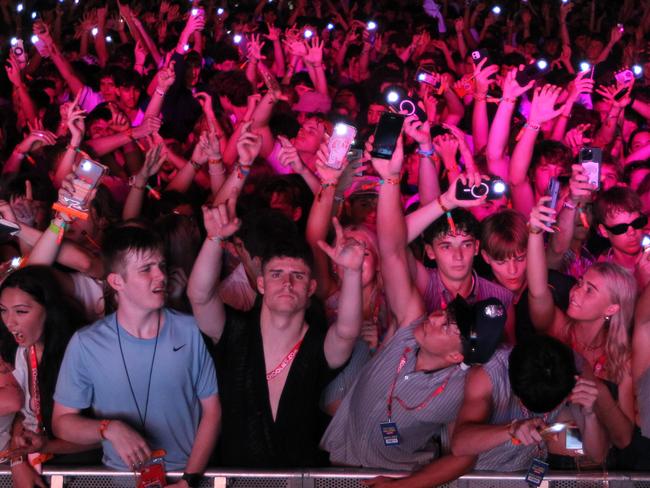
left=321, top=318, right=467, bottom=470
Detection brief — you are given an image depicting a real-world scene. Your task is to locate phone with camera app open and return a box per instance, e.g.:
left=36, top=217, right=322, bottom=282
left=10, top=39, right=28, bottom=69
left=53, top=158, right=107, bottom=220
left=371, top=113, right=405, bottom=159
left=326, top=123, right=357, bottom=169
left=416, top=68, right=440, bottom=88
left=579, top=147, right=601, bottom=190
left=471, top=49, right=489, bottom=66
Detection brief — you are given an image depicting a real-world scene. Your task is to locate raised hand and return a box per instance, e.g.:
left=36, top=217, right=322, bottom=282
left=595, top=83, right=632, bottom=108
left=155, top=60, right=176, bottom=92
left=365, top=134, right=404, bottom=180
left=304, top=36, right=324, bottom=66
left=5, top=55, right=23, bottom=87
left=265, top=22, right=281, bottom=42
left=135, top=143, right=166, bottom=184
left=432, top=133, right=459, bottom=161
left=528, top=85, right=565, bottom=125
left=317, top=217, right=365, bottom=272
left=278, top=136, right=307, bottom=174
left=67, top=94, right=86, bottom=145
left=132, top=117, right=162, bottom=140
left=16, top=127, right=58, bottom=154
left=403, top=115, right=432, bottom=148
left=236, top=122, right=262, bottom=165
left=568, top=164, right=596, bottom=204
left=474, top=57, right=499, bottom=96
left=202, top=198, right=240, bottom=240
left=440, top=173, right=489, bottom=210
left=528, top=196, right=557, bottom=233
left=246, top=33, right=266, bottom=61
left=501, top=66, right=534, bottom=100
left=199, top=131, right=222, bottom=160
left=566, top=69, right=595, bottom=101
left=312, top=137, right=350, bottom=183
left=564, top=125, right=592, bottom=156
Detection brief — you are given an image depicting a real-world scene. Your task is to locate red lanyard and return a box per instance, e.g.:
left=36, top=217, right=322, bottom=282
left=266, top=338, right=303, bottom=381
left=29, top=345, right=43, bottom=432
left=386, top=347, right=458, bottom=420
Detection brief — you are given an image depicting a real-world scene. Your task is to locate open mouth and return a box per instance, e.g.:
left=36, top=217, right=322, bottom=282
left=12, top=331, right=24, bottom=343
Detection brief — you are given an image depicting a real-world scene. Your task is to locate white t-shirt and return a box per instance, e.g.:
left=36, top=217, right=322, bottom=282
left=71, top=272, right=105, bottom=321
left=218, top=263, right=257, bottom=311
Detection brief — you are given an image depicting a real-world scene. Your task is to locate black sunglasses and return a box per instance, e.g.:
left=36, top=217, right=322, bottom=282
left=603, top=215, right=648, bottom=235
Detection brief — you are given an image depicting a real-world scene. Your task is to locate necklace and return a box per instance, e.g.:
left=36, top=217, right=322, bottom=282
left=116, top=311, right=161, bottom=431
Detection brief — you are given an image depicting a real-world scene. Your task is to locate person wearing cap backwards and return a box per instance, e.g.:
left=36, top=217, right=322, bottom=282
left=451, top=335, right=608, bottom=472
left=320, top=138, right=506, bottom=486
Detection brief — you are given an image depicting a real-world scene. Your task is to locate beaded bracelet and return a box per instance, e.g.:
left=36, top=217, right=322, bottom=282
left=417, top=147, right=435, bottom=157
left=379, top=177, right=400, bottom=185
left=524, top=121, right=541, bottom=131
left=236, top=164, right=251, bottom=179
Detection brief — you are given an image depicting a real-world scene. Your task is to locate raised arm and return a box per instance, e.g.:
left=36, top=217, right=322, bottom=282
left=471, top=58, right=499, bottom=155
left=527, top=196, right=562, bottom=335
left=510, top=85, right=564, bottom=216
left=486, top=68, right=534, bottom=180
left=322, top=218, right=364, bottom=368
left=187, top=200, right=240, bottom=344
left=123, top=143, right=166, bottom=220
left=371, top=135, right=426, bottom=327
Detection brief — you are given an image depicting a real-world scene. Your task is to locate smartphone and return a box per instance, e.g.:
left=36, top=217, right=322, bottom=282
left=613, top=86, right=630, bottom=101
left=59, top=159, right=107, bottom=214
left=30, top=34, right=49, bottom=58
left=371, top=113, right=405, bottom=159
left=415, top=68, right=440, bottom=88
left=615, top=69, right=634, bottom=85
left=547, top=177, right=561, bottom=210
left=455, top=176, right=507, bottom=200
left=516, top=59, right=549, bottom=86
left=471, top=48, right=489, bottom=66
left=10, top=39, right=28, bottom=69
left=642, top=234, right=650, bottom=251
left=565, top=426, right=583, bottom=450
left=540, top=422, right=569, bottom=436
left=326, top=123, right=357, bottom=169
left=0, top=219, right=20, bottom=237
left=579, top=147, right=601, bottom=190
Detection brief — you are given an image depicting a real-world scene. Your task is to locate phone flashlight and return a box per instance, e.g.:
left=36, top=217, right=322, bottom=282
left=10, top=37, right=18, bottom=46
left=493, top=181, right=506, bottom=194
left=31, top=35, right=39, bottom=44
left=233, top=34, right=242, bottom=44
left=579, top=61, right=591, bottom=72
left=562, top=0, right=569, bottom=3
left=81, top=161, right=93, bottom=172
left=367, top=20, right=377, bottom=30
left=327, top=23, right=334, bottom=30
left=617, top=23, right=624, bottom=32
left=418, top=73, right=426, bottom=82
left=536, top=58, right=548, bottom=70
left=17, top=3, right=24, bottom=12
left=183, top=43, right=190, bottom=51
left=334, top=123, right=349, bottom=136
left=105, top=35, right=113, bottom=43
left=491, top=5, right=501, bottom=14
left=634, top=64, right=643, bottom=77
left=217, top=7, right=224, bottom=14
left=642, top=235, right=650, bottom=250
left=10, top=257, right=22, bottom=269
left=91, top=27, right=99, bottom=36
left=31, top=11, right=37, bottom=19
left=74, top=0, right=79, bottom=5
left=191, top=7, right=199, bottom=15
left=304, top=29, right=313, bottom=38
left=386, top=91, right=399, bottom=103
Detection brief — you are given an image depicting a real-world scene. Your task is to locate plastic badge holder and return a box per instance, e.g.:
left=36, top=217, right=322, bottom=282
left=52, top=158, right=107, bottom=220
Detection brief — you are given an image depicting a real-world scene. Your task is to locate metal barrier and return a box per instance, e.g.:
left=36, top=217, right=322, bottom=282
left=0, top=468, right=649, bottom=488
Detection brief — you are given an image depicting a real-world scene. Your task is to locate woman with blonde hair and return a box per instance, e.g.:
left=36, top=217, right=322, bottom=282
left=527, top=196, right=637, bottom=455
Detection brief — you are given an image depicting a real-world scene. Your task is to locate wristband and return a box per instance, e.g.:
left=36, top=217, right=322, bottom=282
left=129, top=176, right=147, bottom=190
left=189, top=160, right=203, bottom=171
left=524, top=121, right=541, bottom=131
left=563, top=200, right=577, bottom=210
left=527, top=222, right=543, bottom=235
left=66, top=144, right=79, bottom=152
left=155, top=88, right=166, bottom=97
left=208, top=163, right=226, bottom=175
left=500, top=96, right=517, bottom=104
left=208, top=158, right=223, bottom=165
left=10, top=456, right=24, bottom=467
left=207, top=235, right=223, bottom=243
left=379, top=176, right=400, bottom=185
left=99, top=419, right=111, bottom=440
left=236, top=164, right=251, bottom=179
left=437, top=195, right=450, bottom=213
left=417, top=147, right=435, bottom=157
left=508, top=420, right=522, bottom=445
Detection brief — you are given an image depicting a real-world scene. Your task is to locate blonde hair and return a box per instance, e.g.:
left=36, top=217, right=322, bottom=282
left=591, top=262, right=637, bottom=383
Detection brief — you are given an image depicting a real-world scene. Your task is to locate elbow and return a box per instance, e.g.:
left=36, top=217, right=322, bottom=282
left=450, top=432, right=468, bottom=457
left=611, top=429, right=633, bottom=450
left=186, top=283, right=214, bottom=306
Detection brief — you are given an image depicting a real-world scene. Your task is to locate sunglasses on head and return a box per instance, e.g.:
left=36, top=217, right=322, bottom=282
left=603, top=215, right=648, bottom=235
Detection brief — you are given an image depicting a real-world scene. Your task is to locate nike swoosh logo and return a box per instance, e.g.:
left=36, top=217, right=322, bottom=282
left=173, top=344, right=186, bottom=352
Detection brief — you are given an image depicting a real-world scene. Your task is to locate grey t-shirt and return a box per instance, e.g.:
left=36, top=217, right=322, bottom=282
left=321, top=317, right=467, bottom=470
left=638, top=367, right=650, bottom=438
left=54, top=309, right=218, bottom=470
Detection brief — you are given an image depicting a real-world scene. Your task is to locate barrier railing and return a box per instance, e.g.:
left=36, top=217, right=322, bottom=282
left=0, top=468, right=649, bottom=488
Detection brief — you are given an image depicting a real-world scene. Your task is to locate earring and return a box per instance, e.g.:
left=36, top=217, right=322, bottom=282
left=604, top=315, right=611, bottom=327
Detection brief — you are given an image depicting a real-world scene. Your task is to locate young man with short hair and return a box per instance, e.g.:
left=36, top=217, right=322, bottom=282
left=52, top=226, right=220, bottom=488
left=452, top=336, right=608, bottom=471
left=187, top=199, right=364, bottom=467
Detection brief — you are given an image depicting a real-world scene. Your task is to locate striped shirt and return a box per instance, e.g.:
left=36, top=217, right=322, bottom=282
left=474, top=347, right=562, bottom=472
left=423, top=269, right=513, bottom=314
left=320, top=317, right=467, bottom=470
left=638, top=368, right=650, bottom=439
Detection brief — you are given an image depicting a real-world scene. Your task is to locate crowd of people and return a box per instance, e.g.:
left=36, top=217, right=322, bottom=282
left=1, top=0, right=650, bottom=486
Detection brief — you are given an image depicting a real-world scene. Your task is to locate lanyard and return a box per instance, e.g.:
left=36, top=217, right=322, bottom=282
left=386, top=347, right=458, bottom=421
left=28, top=345, right=43, bottom=432
left=116, top=312, right=161, bottom=432
left=266, top=337, right=303, bottom=381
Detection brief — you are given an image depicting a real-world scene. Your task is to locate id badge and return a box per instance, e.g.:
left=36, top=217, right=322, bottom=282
left=136, top=455, right=166, bottom=488
left=525, top=457, right=549, bottom=487
left=380, top=421, right=400, bottom=446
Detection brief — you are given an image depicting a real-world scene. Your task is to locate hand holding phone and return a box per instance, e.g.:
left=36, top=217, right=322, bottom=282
left=579, top=147, right=601, bottom=190
left=326, top=123, right=357, bottom=169
left=53, top=159, right=107, bottom=220
left=371, top=113, right=405, bottom=159
left=547, top=178, right=561, bottom=210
